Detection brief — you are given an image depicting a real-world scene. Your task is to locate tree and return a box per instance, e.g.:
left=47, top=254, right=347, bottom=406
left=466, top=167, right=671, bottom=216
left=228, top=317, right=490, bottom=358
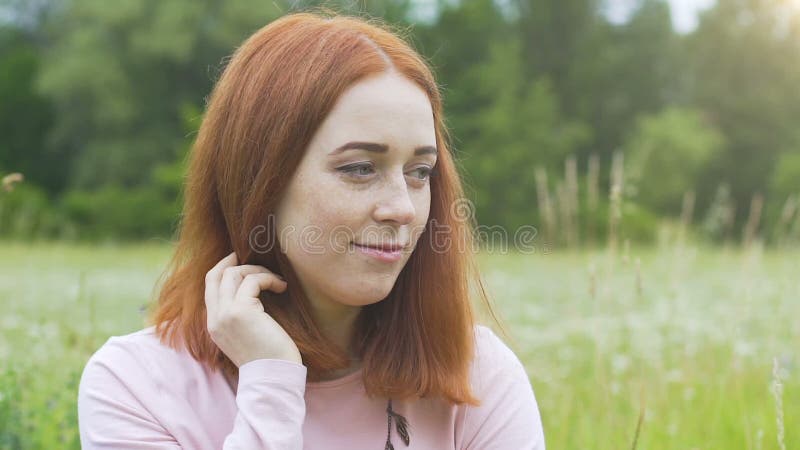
left=36, top=0, right=291, bottom=189
left=458, top=39, right=589, bottom=231
left=0, top=26, right=60, bottom=193
left=686, top=0, right=800, bottom=223
left=624, top=107, right=724, bottom=214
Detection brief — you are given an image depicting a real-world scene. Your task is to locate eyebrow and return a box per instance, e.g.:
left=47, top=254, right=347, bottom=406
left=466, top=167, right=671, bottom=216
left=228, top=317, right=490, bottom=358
left=328, top=141, right=438, bottom=157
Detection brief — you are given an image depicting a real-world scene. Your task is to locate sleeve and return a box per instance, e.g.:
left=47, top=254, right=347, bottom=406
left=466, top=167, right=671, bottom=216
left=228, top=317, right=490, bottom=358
left=78, top=338, right=308, bottom=450
left=77, top=340, right=182, bottom=449
left=222, top=358, right=308, bottom=450
left=459, top=328, right=546, bottom=450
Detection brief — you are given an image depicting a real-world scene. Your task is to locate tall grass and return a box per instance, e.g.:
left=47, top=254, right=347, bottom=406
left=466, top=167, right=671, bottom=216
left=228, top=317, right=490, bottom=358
left=0, top=239, right=797, bottom=449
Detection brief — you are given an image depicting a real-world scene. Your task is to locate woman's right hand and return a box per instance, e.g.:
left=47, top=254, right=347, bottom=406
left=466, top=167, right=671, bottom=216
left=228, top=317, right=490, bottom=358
left=204, top=251, right=302, bottom=367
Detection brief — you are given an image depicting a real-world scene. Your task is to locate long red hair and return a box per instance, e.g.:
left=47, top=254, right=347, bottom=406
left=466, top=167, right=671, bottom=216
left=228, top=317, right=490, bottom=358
left=146, top=10, right=503, bottom=406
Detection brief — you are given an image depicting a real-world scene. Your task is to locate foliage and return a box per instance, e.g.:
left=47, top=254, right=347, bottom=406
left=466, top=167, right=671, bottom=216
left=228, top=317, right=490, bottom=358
left=460, top=39, right=591, bottom=232
left=34, top=0, right=288, bottom=190
left=0, top=182, right=72, bottom=240
left=685, top=0, right=800, bottom=220
left=770, top=149, right=800, bottom=202
left=0, top=26, right=60, bottom=194
left=1, top=0, right=800, bottom=244
left=624, top=107, right=724, bottom=214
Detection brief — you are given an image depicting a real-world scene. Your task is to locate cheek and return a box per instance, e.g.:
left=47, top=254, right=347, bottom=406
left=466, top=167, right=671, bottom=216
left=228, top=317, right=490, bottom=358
left=302, top=190, right=361, bottom=249
left=413, top=191, right=431, bottom=234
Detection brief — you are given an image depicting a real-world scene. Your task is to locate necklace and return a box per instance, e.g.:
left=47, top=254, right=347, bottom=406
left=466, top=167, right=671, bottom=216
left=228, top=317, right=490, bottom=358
left=384, top=398, right=411, bottom=449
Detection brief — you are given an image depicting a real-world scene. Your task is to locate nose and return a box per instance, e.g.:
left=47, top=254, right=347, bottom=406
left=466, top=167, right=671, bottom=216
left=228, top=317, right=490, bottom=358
left=372, top=172, right=416, bottom=225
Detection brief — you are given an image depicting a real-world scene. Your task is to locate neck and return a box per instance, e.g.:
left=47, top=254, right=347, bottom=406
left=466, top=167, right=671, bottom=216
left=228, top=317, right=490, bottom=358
left=309, top=294, right=363, bottom=380
left=305, top=287, right=362, bottom=356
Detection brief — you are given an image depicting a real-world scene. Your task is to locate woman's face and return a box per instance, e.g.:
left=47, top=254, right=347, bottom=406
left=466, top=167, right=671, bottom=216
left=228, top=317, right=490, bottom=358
left=274, top=72, right=437, bottom=311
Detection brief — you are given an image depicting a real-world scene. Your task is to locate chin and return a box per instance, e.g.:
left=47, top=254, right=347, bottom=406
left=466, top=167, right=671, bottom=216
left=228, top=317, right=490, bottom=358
left=337, top=283, right=395, bottom=307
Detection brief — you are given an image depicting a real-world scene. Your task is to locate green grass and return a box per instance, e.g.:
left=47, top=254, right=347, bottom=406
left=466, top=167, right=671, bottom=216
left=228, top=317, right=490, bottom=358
left=0, top=240, right=797, bottom=449
left=479, top=244, right=798, bottom=449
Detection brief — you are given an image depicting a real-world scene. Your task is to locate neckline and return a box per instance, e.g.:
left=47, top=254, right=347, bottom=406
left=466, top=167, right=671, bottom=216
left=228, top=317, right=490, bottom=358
left=306, top=366, right=364, bottom=389
left=221, top=363, right=365, bottom=394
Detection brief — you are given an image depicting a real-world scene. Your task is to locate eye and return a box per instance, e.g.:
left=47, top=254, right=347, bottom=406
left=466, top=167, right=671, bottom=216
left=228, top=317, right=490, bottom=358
left=407, top=166, right=433, bottom=181
left=337, top=163, right=375, bottom=178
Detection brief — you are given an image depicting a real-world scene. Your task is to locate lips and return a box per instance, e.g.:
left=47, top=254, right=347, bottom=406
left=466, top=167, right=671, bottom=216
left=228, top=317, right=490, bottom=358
left=352, top=242, right=404, bottom=263
left=352, top=242, right=407, bottom=252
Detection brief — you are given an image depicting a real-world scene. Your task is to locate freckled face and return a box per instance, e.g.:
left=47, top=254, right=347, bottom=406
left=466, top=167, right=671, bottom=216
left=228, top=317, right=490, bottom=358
left=274, top=72, right=437, bottom=308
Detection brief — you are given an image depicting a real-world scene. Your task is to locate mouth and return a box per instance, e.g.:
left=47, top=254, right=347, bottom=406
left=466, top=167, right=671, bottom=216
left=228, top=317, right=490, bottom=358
left=351, top=241, right=408, bottom=252
left=351, top=241, right=408, bottom=263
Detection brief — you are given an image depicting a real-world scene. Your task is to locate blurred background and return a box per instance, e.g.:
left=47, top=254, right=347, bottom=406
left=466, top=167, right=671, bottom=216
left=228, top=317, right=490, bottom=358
left=0, top=0, right=797, bottom=449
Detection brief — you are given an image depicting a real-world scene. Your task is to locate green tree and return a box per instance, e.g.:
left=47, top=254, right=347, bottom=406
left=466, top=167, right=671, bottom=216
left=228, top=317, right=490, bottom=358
left=624, top=107, right=724, bottom=214
left=0, top=26, right=60, bottom=193
left=460, top=39, right=590, bottom=231
left=596, top=0, right=681, bottom=155
left=36, top=0, right=291, bottom=190
left=771, top=150, right=800, bottom=202
left=686, top=0, right=800, bottom=222
left=513, top=0, right=681, bottom=181
left=412, top=0, right=510, bottom=152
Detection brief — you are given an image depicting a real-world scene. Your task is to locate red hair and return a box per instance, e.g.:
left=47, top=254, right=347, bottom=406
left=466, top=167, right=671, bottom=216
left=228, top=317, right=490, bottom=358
left=146, top=10, right=503, bottom=406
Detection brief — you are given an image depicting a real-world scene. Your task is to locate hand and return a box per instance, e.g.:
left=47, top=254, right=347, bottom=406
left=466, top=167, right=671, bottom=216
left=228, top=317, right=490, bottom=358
left=204, top=252, right=302, bottom=367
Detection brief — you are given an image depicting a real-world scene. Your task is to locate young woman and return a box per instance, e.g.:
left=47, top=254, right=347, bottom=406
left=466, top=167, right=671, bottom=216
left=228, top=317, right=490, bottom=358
left=77, top=11, right=545, bottom=450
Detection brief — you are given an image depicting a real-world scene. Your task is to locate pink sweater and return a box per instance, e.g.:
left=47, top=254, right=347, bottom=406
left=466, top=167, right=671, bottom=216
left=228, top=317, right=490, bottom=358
left=78, top=324, right=545, bottom=449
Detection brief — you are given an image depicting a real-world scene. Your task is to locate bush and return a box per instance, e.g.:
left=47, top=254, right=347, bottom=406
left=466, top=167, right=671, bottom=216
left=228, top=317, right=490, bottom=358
left=624, top=107, right=724, bottom=215
left=0, top=183, right=73, bottom=240
left=60, top=183, right=181, bottom=241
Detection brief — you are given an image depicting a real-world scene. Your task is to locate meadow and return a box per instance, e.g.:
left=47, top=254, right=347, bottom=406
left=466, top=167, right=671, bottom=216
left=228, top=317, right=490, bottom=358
left=0, top=240, right=796, bottom=449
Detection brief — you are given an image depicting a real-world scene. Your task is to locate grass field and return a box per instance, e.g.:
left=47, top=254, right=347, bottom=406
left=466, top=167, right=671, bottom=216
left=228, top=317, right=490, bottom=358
left=0, top=240, right=796, bottom=449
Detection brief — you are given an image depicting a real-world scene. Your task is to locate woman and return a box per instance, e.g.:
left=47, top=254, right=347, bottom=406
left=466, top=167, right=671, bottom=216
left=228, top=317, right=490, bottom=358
left=77, top=11, right=545, bottom=450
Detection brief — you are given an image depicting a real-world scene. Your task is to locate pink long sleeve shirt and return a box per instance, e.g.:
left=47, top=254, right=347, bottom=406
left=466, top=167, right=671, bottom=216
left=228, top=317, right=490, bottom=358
left=77, top=324, right=545, bottom=449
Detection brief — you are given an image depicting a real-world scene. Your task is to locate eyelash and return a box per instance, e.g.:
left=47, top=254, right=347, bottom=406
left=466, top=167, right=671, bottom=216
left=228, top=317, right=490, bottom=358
left=338, top=163, right=434, bottom=182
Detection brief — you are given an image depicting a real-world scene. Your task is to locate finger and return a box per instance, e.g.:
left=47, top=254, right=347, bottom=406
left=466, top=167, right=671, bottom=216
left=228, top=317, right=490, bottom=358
left=210, top=252, right=238, bottom=277
left=205, top=252, right=238, bottom=297
left=218, top=265, right=275, bottom=301
left=236, top=273, right=288, bottom=301
left=204, top=252, right=237, bottom=317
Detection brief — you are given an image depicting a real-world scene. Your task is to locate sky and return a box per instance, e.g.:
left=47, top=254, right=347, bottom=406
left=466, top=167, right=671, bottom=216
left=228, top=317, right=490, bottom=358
left=408, top=0, right=718, bottom=34
left=605, top=0, right=716, bottom=33
left=1, top=0, right=720, bottom=34
left=666, top=0, right=716, bottom=32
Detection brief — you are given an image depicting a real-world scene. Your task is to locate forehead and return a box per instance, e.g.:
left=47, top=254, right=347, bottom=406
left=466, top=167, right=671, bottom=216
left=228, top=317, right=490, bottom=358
left=308, top=73, right=436, bottom=154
